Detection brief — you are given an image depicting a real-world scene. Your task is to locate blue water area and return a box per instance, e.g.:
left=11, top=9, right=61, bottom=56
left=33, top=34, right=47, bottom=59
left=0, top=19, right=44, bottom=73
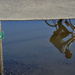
left=1, top=19, right=75, bottom=75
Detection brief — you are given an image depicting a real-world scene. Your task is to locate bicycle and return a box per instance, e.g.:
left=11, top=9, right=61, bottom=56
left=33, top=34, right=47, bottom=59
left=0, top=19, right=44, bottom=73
left=45, top=19, right=75, bottom=31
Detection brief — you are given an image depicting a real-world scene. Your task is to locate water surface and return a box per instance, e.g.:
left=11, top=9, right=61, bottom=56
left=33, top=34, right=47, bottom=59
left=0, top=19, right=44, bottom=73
left=1, top=19, right=75, bottom=75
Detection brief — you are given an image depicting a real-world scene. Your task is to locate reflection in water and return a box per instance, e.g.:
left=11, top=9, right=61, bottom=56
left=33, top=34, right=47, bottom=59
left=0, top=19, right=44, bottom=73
left=2, top=20, right=75, bottom=75
left=0, top=21, right=3, bottom=75
left=45, top=19, right=75, bottom=59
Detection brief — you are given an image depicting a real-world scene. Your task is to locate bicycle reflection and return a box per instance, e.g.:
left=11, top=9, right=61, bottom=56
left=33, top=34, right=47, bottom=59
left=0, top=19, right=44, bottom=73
left=47, top=19, right=75, bottom=59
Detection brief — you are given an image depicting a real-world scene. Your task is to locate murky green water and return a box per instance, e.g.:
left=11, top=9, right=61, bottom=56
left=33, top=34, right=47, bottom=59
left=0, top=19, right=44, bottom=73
left=1, top=19, right=75, bottom=75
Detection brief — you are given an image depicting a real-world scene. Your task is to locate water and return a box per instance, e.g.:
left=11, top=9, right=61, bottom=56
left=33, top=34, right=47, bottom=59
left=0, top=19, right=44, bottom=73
left=1, top=19, right=75, bottom=75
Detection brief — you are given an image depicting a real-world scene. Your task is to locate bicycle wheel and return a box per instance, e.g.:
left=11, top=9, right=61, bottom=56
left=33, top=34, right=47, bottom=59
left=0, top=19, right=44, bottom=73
left=45, top=20, right=58, bottom=27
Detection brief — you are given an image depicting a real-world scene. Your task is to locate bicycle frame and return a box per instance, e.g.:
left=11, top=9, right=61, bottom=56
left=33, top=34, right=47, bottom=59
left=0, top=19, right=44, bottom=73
left=69, top=19, right=74, bottom=30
